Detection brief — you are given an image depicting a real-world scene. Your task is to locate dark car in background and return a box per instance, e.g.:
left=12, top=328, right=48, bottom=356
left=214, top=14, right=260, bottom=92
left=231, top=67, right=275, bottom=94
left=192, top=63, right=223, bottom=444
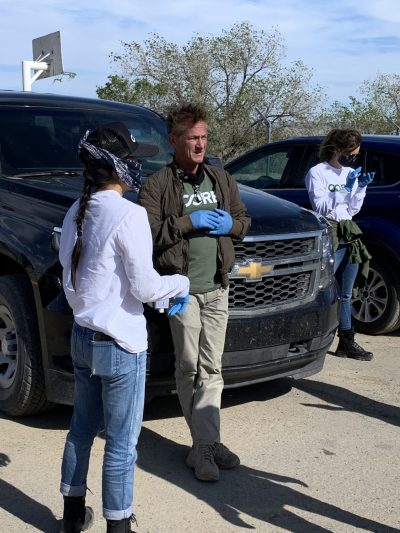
left=226, top=135, right=400, bottom=335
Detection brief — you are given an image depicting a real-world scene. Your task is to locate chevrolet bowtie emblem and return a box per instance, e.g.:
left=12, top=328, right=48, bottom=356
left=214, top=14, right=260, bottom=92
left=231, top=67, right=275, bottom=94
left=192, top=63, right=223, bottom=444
left=230, top=259, right=274, bottom=282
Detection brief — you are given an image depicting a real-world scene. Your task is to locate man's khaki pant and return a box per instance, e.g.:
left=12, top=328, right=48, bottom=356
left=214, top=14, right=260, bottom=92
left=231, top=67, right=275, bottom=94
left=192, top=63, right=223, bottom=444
left=169, top=287, right=229, bottom=445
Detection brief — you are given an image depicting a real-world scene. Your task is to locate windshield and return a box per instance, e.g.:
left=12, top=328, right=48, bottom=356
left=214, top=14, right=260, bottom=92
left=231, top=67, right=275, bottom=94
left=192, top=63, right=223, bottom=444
left=0, top=106, right=173, bottom=177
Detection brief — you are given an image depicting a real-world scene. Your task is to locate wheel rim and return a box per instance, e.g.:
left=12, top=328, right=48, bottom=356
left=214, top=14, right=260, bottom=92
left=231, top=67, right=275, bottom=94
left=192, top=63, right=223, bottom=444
left=352, top=267, right=388, bottom=324
left=0, top=304, right=18, bottom=389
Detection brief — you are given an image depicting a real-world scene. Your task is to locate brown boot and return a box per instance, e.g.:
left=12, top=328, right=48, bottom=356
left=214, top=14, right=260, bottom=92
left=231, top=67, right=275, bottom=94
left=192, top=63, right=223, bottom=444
left=334, top=329, right=373, bottom=361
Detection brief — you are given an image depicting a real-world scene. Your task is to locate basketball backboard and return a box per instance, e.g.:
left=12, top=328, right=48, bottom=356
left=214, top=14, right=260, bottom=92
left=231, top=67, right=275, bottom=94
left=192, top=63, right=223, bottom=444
left=32, top=31, right=63, bottom=80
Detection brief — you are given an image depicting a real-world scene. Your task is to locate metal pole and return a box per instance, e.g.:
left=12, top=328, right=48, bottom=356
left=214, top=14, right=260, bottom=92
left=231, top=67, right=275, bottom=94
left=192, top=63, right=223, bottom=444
left=384, top=115, right=400, bottom=136
left=255, top=108, right=268, bottom=140
left=255, top=109, right=292, bottom=143
left=22, top=60, right=49, bottom=91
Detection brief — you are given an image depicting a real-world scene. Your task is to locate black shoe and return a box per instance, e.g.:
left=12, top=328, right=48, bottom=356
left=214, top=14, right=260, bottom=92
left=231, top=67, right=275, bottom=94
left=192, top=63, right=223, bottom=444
left=186, top=444, right=219, bottom=481
left=334, top=329, right=373, bottom=361
left=60, top=496, right=94, bottom=532
left=106, top=514, right=138, bottom=533
left=212, top=442, right=240, bottom=469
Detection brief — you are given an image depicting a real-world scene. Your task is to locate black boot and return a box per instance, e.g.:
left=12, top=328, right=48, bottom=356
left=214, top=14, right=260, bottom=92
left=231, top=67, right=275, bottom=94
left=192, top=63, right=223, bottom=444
left=60, top=496, right=94, bottom=533
left=106, top=515, right=137, bottom=533
left=334, top=329, right=373, bottom=361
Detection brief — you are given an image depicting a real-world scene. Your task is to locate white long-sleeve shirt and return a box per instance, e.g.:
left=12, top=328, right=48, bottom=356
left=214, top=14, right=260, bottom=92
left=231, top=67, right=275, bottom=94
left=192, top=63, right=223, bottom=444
left=305, top=162, right=366, bottom=221
left=59, top=190, right=189, bottom=354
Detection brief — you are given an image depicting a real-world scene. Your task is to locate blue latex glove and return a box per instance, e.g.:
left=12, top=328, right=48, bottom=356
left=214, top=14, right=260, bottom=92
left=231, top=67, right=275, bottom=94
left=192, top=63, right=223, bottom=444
left=168, top=294, right=190, bottom=317
left=189, top=210, right=220, bottom=230
left=207, top=208, right=233, bottom=235
left=358, top=172, right=375, bottom=188
left=344, top=166, right=362, bottom=192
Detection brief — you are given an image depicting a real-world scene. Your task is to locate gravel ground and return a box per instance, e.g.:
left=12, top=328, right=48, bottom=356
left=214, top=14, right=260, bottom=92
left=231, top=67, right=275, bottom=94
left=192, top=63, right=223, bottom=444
left=0, top=331, right=399, bottom=532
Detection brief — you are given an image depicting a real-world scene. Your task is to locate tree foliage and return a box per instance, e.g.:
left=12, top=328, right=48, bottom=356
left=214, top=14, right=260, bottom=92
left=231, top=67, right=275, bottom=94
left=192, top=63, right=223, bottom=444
left=97, top=22, right=324, bottom=159
left=318, top=74, right=400, bottom=136
left=97, top=24, right=400, bottom=156
left=361, top=73, right=400, bottom=134
left=321, top=97, right=388, bottom=134
left=96, top=75, right=134, bottom=103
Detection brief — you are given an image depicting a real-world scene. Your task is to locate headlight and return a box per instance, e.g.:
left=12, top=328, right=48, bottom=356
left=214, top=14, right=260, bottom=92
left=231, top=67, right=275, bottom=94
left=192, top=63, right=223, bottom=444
left=319, top=226, right=335, bottom=289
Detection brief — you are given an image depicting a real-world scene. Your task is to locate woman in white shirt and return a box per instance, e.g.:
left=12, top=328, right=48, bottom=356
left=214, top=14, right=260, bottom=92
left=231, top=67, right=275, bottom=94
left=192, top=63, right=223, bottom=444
left=305, top=129, right=374, bottom=361
left=59, top=122, right=189, bottom=533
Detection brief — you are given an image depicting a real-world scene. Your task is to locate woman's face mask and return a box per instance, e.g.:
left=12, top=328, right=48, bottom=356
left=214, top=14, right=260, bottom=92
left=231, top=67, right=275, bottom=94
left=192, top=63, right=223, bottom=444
left=115, top=158, right=143, bottom=190
left=338, top=152, right=359, bottom=166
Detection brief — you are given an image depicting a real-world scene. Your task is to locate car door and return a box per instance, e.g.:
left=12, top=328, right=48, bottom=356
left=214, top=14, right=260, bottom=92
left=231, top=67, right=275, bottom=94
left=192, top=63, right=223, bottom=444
left=359, top=146, right=400, bottom=220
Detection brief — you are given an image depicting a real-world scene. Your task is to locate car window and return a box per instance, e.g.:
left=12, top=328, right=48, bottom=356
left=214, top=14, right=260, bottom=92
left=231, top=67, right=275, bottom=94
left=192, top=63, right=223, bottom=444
left=281, top=146, right=320, bottom=188
left=0, top=108, right=172, bottom=177
left=228, top=147, right=294, bottom=189
left=299, top=147, right=320, bottom=186
left=365, top=149, right=400, bottom=186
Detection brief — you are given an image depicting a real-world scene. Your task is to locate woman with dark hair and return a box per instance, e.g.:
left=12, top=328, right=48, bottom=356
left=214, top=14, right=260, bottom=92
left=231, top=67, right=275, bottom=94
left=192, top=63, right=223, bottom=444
left=58, top=122, right=189, bottom=533
left=305, top=128, right=374, bottom=361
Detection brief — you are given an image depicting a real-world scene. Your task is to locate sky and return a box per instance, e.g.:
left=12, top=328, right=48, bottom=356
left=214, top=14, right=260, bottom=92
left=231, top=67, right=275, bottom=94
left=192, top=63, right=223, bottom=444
left=1, top=0, right=399, bottom=105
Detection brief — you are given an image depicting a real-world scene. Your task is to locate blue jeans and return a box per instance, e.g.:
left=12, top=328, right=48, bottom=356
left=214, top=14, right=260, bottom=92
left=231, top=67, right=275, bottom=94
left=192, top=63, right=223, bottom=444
left=60, top=323, right=146, bottom=521
left=334, top=245, right=359, bottom=331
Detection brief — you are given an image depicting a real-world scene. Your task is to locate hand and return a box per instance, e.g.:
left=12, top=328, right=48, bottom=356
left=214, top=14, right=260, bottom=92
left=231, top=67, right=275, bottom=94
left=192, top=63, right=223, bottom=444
left=168, top=294, right=190, bottom=317
left=358, top=172, right=375, bottom=188
left=344, top=166, right=362, bottom=192
left=189, top=210, right=220, bottom=230
left=207, top=208, right=233, bottom=235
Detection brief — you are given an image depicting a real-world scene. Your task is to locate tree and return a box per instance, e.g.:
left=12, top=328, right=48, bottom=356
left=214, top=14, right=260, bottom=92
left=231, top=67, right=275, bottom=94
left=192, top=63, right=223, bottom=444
left=321, top=97, right=388, bottom=134
left=97, top=22, right=324, bottom=160
left=96, top=75, right=134, bottom=103
left=315, top=74, right=400, bottom=136
left=361, top=73, right=400, bottom=134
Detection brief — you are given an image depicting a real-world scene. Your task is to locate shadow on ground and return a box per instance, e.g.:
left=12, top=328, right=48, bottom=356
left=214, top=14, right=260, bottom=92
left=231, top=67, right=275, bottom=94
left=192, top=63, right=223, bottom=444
left=136, top=428, right=398, bottom=532
left=144, top=377, right=293, bottom=421
left=1, top=371, right=398, bottom=531
left=0, top=379, right=292, bottom=531
left=294, top=379, right=400, bottom=427
left=0, top=453, right=58, bottom=532
left=0, top=377, right=293, bottom=429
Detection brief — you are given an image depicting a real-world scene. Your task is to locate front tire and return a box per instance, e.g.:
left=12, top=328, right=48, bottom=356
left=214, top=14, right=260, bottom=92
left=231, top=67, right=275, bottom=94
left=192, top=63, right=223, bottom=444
left=352, top=257, right=400, bottom=335
left=0, top=274, right=51, bottom=416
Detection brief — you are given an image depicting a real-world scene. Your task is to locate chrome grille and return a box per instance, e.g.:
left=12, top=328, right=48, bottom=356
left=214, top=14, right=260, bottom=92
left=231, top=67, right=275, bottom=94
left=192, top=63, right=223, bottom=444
left=229, top=233, right=321, bottom=314
left=229, top=271, right=313, bottom=308
left=234, top=237, right=315, bottom=261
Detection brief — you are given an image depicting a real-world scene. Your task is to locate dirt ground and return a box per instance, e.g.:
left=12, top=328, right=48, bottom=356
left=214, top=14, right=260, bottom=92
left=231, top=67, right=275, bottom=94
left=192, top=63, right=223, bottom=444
left=0, top=331, right=399, bottom=533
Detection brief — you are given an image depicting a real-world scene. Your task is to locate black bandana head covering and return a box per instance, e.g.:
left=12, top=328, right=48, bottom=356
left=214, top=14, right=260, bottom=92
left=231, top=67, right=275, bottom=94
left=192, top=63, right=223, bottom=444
left=78, top=122, right=159, bottom=191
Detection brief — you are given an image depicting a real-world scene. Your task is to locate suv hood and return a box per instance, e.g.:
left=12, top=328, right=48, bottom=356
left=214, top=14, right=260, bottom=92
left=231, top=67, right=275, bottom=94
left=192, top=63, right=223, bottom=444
left=238, top=185, right=323, bottom=235
left=3, top=175, right=323, bottom=235
left=4, top=174, right=86, bottom=208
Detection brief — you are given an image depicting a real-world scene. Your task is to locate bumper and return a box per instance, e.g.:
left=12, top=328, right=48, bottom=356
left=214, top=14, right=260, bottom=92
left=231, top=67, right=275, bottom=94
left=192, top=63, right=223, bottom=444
left=145, top=283, right=339, bottom=399
left=44, top=284, right=339, bottom=405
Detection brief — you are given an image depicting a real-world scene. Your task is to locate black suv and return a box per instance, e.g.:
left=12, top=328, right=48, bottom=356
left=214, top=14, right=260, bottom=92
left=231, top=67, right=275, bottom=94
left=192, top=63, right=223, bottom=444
left=0, top=92, right=339, bottom=416
left=226, top=135, right=400, bottom=335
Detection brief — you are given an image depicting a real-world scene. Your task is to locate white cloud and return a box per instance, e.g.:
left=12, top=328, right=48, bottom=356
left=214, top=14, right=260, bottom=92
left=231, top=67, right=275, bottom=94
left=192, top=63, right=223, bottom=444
left=0, top=0, right=399, bottom=103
